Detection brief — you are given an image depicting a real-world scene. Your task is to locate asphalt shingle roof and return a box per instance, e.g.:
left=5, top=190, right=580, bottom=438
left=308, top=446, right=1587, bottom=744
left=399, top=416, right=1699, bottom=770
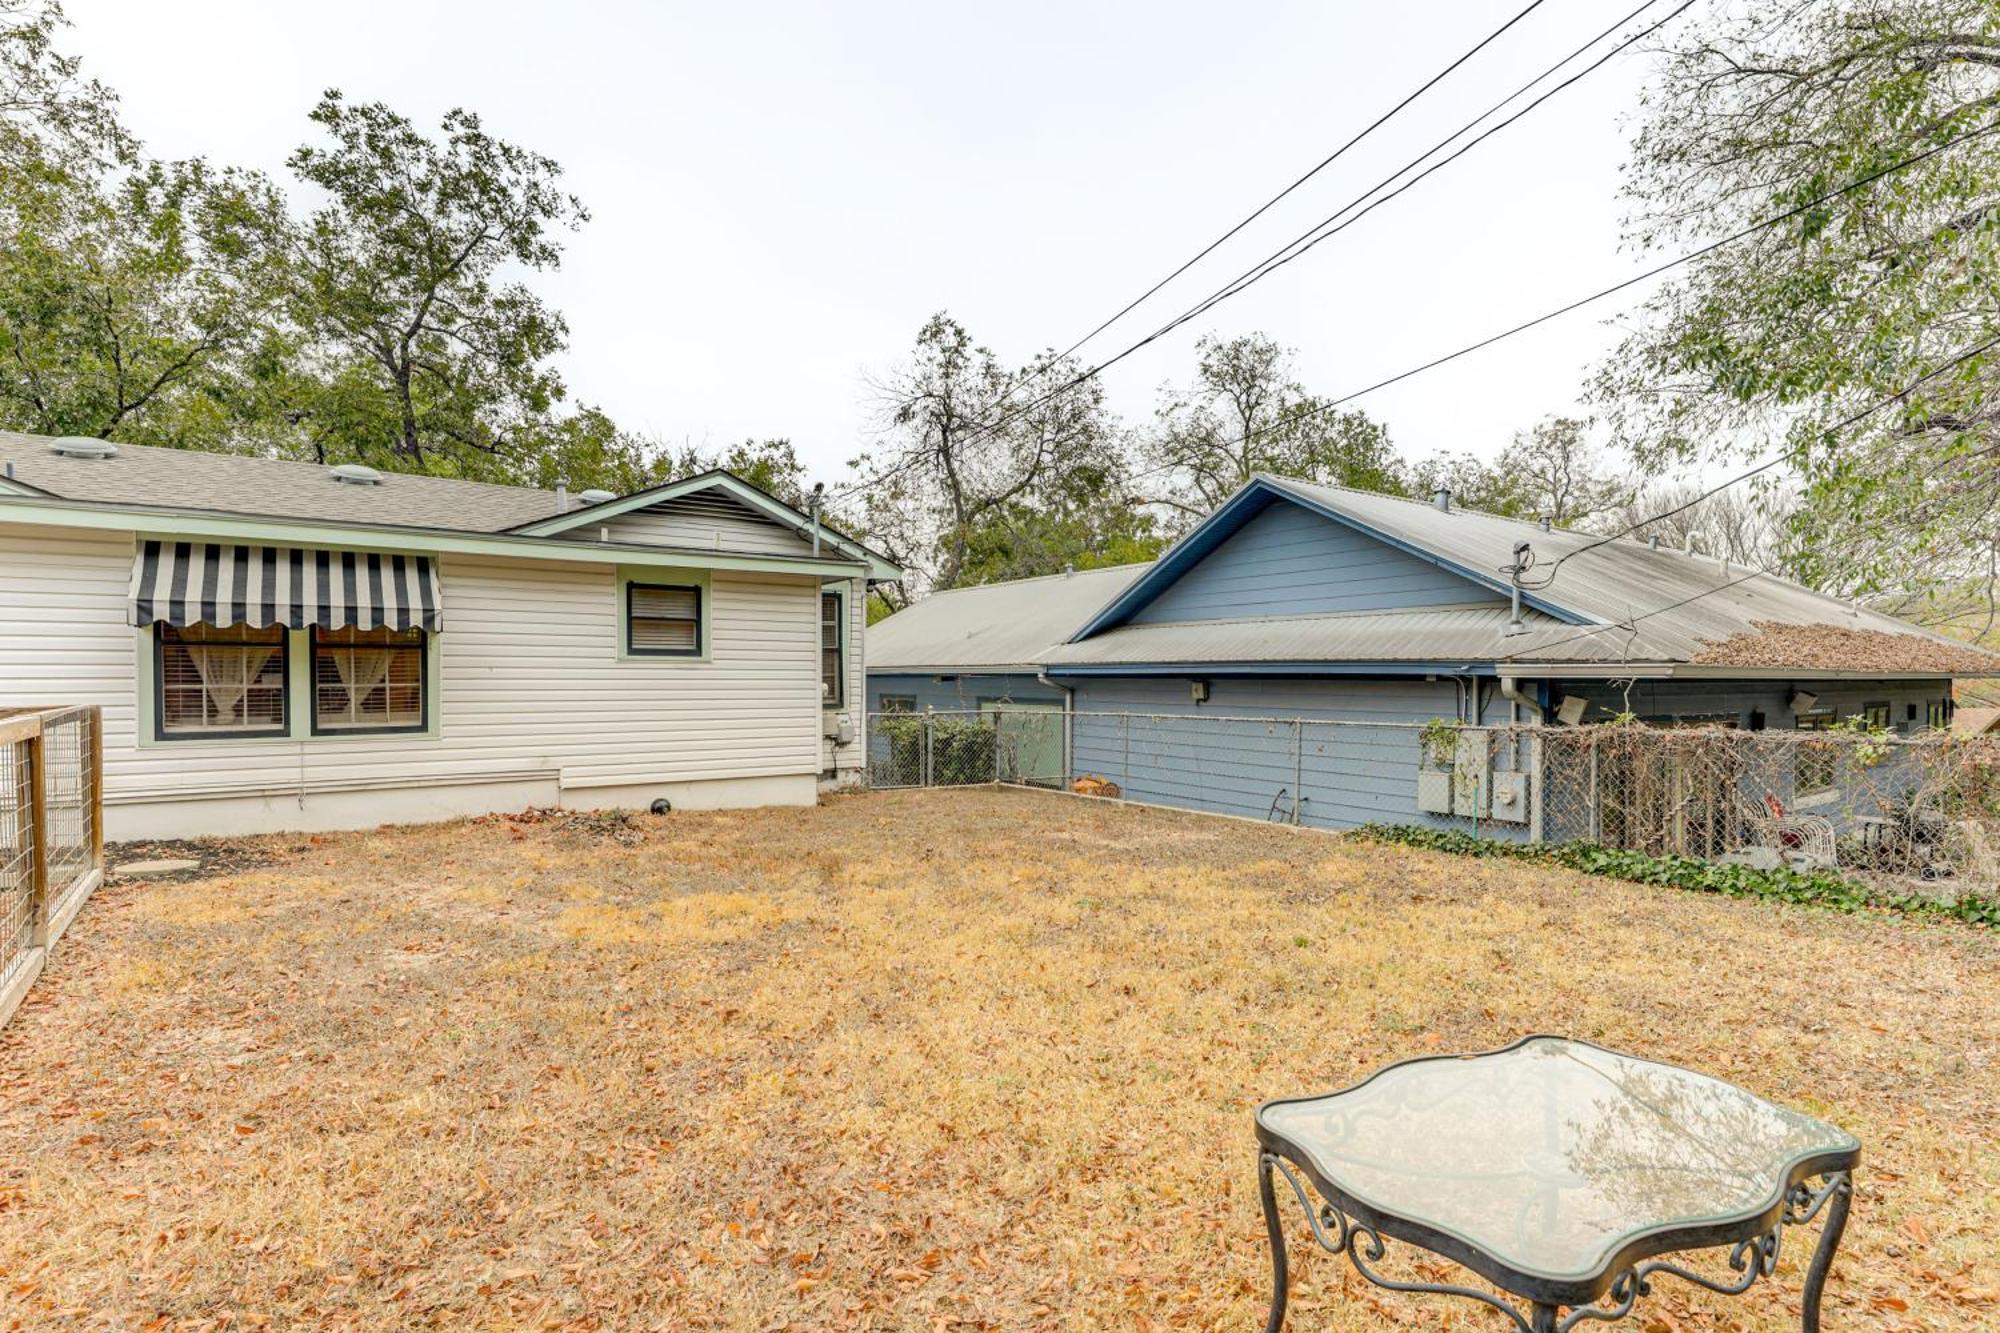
left=0, top=432, right=563, bottom=532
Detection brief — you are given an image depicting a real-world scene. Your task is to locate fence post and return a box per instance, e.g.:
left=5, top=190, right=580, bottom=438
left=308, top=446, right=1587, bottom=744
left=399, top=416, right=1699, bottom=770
left=87, top=707, right=104, bottom=875
left=1529, top=730, right=1545, bottom=844
left=1588, top=730, right=1600, bottom=843
left=993, top=708, right=1004, bottom=784
left=1292, top=720, right=1303, bottom=825
left=923, top=714, right=934, bottom=788
left=24, top=727, right=49, bottom=951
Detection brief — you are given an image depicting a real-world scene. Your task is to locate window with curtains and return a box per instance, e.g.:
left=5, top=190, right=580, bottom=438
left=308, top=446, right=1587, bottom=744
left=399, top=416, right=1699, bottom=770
left=312, top=626, right=427, bottom=733
left=627, top=583, right=702, bottom=656
left=156, top=623, right=289, bottom=738
left=821, top=590, right=844, bottom=708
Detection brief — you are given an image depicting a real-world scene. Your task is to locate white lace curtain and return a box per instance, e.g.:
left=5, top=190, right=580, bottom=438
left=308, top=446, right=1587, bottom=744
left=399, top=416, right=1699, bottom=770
left=330, top=647, right=395, bottom=715
left=187, top=643, right=279, bottom=723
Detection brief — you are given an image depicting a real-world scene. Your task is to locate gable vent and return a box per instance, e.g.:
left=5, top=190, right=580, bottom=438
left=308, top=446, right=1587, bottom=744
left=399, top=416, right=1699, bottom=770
left=330, top=463, right=384, bottom=486
left=49, top=436, right=118, bottom=460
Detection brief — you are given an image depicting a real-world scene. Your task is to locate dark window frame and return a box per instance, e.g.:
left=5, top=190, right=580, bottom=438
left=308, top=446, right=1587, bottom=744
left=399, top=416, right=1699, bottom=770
left=626, top=581, right=704, bottom=658
left=1794, top=706, right=1839, bottom=795
left=878, top=694, right=917, bottom=715
left=820, top=587, right=845, bottom=709
left=152, top=622, right=291, bottom=742
left=309, top=625, right=431, bottom=737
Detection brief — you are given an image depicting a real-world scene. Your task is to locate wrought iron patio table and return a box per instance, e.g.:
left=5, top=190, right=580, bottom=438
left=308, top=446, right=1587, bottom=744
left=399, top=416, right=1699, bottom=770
left=1255, top=1036, right=1858, bottom=1331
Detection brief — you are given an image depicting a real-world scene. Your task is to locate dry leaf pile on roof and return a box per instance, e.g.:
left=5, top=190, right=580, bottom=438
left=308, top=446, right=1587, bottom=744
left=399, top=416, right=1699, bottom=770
left=1694, top=620, right=2000, bottom=673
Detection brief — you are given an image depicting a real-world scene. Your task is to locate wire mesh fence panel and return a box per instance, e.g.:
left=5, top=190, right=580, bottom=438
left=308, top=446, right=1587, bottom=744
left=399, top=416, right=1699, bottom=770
left=38, top=709, right=95, bottom=920
left=0, top=735, right=33, bottom=993
left=1535, top=726, right=2000, bottom=900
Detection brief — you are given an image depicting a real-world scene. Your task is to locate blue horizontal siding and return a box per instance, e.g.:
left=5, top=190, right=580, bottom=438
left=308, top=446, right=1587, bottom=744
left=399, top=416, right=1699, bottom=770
left=867, top=671, right=1061, bottom=715
left=1065, top=675, right=1528, bottom=839
left=1130, top=500, right=1501, bottom=625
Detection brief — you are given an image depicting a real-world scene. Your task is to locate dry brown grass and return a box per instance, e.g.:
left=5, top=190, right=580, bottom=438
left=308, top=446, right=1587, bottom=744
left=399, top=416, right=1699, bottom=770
left=1, top=788, right=1996, bottom=1331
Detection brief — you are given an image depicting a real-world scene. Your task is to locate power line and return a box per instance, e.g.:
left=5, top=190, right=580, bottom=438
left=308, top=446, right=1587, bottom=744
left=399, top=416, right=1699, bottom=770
left=1116, top=0, right=1694, bottom=363
left=1518, top=327, right=2000, bottom=591
left=1502, top=329, right=2000, bottom=658
left=1027, top=0, right=1554, bottom=378
left=1229, top=111, right=2000, bottom=459
left=926, top=0, right=1684, bottom=466
left=824, top=0, right=1585, bottom=506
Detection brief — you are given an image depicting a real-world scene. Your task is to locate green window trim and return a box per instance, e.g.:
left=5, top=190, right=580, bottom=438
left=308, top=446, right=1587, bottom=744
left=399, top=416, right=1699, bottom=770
left=309, top=626, right=432, bottom=737
left=152, top=623, right=291, bottom=742
left=137, top=624, right=443, bottom=747
left=616, top=565, right=711, bottom=662
left=821, top=586, right=846, bottom=710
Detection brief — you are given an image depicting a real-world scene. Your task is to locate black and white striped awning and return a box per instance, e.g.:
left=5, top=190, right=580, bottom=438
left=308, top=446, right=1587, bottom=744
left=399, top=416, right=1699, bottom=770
left=128, top=540, right=442, bottom=632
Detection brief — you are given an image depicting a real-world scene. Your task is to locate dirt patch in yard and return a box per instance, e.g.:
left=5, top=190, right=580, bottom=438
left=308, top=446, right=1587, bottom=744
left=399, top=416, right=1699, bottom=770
left=3, top=788, right=1997, bottom=1330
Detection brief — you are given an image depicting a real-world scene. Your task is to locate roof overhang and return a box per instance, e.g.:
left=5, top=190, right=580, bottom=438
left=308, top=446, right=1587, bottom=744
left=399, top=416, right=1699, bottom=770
left=0, top=492, right=872, bottom=578
left=1067, top=478, right=1591, bottom=642
left=507, top=469, right=902, bottom=582
left=869, top=664, right=1049, bottom=677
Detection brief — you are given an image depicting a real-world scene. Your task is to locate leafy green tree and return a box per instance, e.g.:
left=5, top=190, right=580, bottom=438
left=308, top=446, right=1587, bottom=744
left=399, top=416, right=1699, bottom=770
left=0, top=0, right=128, bottom=172
left=662, top=437, right=814, bottom=507
left=1406, top=451, right=1533, bottom=517
left=1137, top=333, right=1402, bottom=529
left=1496, top=416, right=1630, bottom=526
left=0, top=4, right=285, bottom=448
left=857, top=312, right=1121, bottom=594
left=0, top=2, right=285, bottom=447
left=1598, top=0, right=2000, bottom=608
left=281, top=91, right=590, bottom=479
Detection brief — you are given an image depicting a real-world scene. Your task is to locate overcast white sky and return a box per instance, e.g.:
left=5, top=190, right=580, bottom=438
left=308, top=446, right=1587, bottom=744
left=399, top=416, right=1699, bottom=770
left=70, top=0, right=1671, bottom=484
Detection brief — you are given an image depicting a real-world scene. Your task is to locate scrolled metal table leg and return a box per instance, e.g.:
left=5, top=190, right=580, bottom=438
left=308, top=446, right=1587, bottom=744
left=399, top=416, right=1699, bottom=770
left=1801, top=1173, right=1852, bottom=1332
left=1259, top=1152, right=1290, bottom=1333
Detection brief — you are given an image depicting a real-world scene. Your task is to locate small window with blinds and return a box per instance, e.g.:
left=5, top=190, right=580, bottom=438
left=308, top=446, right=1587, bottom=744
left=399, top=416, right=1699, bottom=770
left=312, top=626, right=428, bottom=734
left=155, top=623, right=289, bottom=739
left=821, top=590, right=844, bottom=708
left=627, top=582, right=703, bottom=656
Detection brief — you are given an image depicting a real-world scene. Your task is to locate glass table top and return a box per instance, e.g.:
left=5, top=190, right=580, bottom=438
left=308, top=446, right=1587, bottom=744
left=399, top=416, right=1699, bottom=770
left=1258, top=1037, right=1858, bottom=1282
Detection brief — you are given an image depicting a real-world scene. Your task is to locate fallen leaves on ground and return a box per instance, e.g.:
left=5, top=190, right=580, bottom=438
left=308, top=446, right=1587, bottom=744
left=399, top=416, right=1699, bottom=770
left=0, top=788, right=1995, bottom=1330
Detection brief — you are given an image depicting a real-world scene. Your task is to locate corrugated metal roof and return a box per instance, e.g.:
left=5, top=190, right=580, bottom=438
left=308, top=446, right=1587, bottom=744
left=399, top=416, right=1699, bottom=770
left=1, top=431, right=564, bottom=532
left=1257, top=475, right=1973, bottom=663
left=1042, top=604, right=1567, bottom=666
left=869, top=473, right=1996, bottom=676
left=867, top=563, right=1151, bottom=671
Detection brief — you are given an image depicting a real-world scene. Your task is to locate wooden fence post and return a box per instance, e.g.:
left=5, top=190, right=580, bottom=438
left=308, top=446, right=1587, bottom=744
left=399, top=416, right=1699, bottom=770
left=88, top=707, right=104, bottom=875
left=24, top=727, right=49, bottom=951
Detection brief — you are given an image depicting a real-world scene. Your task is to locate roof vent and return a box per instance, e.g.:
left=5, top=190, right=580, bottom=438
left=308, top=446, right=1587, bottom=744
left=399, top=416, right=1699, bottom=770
left=1538, top=513, right=1553, bottom=532
left=49, top=436, right=117, bottom=460
left=1431, top=486, right=1451, bottom=512
left=329, top=463, right=384, bottom=486
left=577, top=488, right=618, bottom=505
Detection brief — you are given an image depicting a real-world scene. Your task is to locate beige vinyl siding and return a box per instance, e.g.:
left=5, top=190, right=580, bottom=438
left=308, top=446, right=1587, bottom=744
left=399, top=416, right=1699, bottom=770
left=0, top=525, right=823, bottom=805
left=569, top=494, right=816, bottom=557
left=822, top=574, right=866, bottom=775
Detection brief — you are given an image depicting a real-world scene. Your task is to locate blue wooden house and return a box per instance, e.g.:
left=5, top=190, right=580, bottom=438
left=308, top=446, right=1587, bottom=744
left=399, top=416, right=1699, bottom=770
left=868, top=474, right=1997, bottom=830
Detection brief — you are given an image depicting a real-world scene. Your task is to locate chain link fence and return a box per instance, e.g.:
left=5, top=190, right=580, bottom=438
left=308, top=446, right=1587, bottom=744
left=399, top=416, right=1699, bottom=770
left=865, top=705, right=2000, bottom=901
left=865, top=709, right=1067, bottom=790
left=1534, top=724, right=2000, bottom=895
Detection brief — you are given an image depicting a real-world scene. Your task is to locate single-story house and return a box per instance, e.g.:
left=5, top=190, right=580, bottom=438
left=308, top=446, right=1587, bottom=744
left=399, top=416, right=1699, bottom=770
left=0, top=431, right=899, bottom=838
left=868, top=473, right=2000, bottom=829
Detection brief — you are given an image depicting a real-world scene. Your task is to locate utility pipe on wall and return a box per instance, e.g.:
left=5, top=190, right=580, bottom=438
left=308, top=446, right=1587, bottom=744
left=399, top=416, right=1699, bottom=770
left=1037, top=672, right=1074, bottom=787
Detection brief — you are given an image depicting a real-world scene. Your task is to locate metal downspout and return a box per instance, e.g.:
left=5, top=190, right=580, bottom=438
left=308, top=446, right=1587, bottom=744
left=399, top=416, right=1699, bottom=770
left=1037, top=672, right=1074, bottom=789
